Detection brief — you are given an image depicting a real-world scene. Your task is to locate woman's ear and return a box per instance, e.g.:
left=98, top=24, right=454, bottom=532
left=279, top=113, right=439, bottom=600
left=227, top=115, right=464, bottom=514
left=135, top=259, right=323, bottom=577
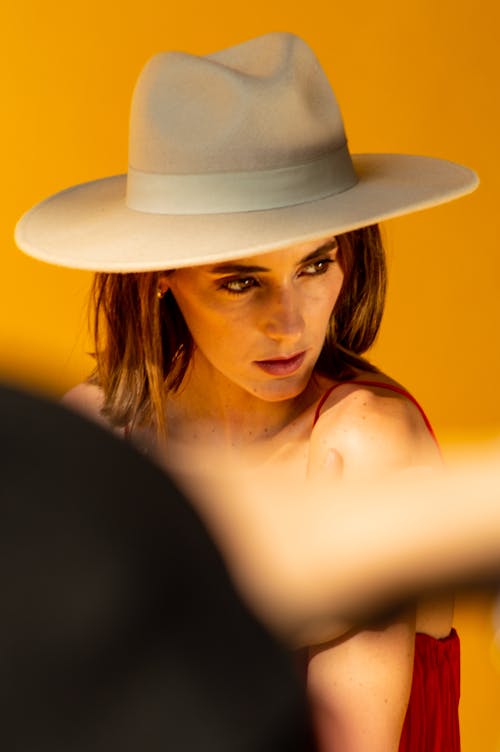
left=157, top=272, right=172, bottom=298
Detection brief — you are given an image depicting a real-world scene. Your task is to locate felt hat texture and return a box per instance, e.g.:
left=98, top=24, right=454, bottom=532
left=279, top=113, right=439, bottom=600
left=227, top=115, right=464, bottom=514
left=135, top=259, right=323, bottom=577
left=15, top=32, right=478, bottom=272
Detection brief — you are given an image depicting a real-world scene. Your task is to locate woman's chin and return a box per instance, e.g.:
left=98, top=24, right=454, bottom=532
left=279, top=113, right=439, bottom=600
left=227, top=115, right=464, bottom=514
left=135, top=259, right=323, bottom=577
left=248, top=375, right=311, bottom=403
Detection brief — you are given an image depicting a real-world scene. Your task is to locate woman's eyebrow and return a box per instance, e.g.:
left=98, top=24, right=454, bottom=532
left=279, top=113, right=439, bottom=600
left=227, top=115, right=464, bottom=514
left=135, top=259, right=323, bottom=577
left=208, top=238, right=338, bottom=275
left=300, top=238, right=338, bottom=264
left=208, top=262, right=269, bottom=274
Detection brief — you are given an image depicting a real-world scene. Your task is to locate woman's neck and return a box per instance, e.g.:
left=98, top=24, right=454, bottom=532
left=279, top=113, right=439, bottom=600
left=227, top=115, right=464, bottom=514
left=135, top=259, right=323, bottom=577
left=166, top=356, right=323, bottom=449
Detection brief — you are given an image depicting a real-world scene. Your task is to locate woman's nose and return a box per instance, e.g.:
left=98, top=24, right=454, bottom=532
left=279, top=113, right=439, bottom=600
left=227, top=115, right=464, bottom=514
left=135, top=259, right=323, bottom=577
left=261, top=288, right=305, bottom=342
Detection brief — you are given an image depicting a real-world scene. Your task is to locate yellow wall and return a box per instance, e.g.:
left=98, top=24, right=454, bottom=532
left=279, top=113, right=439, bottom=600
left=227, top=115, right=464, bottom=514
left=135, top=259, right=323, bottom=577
left=2, top=1, right=499, bottom=747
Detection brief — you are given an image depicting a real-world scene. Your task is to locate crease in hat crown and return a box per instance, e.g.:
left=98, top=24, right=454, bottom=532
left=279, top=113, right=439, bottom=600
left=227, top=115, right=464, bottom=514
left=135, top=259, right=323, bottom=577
left=126, top=32, right=359, bottom=214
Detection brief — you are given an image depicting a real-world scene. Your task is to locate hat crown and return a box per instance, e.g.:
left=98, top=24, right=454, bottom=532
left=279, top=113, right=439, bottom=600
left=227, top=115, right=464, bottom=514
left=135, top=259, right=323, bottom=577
left=129, top=32, right=348, bottom=174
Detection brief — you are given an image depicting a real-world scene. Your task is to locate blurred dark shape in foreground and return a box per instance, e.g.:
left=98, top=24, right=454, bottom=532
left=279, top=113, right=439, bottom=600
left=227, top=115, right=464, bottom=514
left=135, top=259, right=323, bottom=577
left=0, top=384, right=311, bottom=752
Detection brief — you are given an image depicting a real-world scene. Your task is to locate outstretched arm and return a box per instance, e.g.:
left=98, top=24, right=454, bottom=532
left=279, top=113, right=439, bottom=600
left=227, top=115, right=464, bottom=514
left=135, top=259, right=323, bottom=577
left=173, top=434, right=500, bottom=647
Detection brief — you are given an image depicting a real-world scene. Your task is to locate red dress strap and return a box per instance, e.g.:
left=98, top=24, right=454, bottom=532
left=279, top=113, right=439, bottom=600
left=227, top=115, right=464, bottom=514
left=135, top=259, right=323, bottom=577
left=313, top=379, right=439, bottom=446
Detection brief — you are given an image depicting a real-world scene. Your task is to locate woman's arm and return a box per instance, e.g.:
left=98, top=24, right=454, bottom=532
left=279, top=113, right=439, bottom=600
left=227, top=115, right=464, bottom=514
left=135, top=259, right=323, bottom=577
left=304, top=384, right=441, bottom=751
left=308, top=616, right=414, bottom=751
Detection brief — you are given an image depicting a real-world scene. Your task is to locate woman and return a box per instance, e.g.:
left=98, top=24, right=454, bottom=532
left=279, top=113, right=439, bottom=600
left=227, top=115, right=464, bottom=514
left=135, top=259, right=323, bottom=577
left=15, top=32, right=478, bottom=751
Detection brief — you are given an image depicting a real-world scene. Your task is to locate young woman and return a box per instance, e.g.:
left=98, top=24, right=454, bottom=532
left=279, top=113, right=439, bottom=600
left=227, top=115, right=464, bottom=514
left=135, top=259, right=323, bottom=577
left=15, top=32, right=478, bottom=751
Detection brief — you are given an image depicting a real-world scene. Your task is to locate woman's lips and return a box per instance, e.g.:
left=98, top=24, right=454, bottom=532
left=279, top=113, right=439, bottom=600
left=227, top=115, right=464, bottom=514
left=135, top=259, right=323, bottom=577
left=254, top=351, right=306, bottom=376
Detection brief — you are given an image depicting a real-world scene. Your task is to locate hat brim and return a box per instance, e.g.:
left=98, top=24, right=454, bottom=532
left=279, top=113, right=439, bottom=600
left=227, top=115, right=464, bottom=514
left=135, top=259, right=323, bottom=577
left=15, top=154, right=478, bottom=272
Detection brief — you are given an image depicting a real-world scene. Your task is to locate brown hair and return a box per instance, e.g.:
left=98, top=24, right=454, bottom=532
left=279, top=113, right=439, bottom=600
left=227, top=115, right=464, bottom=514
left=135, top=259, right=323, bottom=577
left=90, top=224, right=386, bottom=435
left=316, top=223, right=385, bottom=379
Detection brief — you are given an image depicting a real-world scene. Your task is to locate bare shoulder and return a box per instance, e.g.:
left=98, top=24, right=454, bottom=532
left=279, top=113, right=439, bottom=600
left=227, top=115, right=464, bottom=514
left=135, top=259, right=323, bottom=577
left=310, top=377, right=440, bottom=478
left=62, top=382, right=109, bottom=428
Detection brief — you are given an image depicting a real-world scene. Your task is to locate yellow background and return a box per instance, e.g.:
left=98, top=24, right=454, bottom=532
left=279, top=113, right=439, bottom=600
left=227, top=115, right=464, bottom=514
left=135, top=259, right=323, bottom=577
left=2, top=1, right=500, bottom=747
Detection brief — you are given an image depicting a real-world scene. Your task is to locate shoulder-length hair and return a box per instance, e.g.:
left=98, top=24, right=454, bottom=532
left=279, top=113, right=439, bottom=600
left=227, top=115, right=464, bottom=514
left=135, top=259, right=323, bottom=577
left=90, top=224, right=386, bottom=435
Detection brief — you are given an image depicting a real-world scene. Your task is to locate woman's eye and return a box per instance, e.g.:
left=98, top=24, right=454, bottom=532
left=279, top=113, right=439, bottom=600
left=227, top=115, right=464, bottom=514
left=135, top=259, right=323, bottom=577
left=220, top=277, right=258, bottom=294
left=301, top=258, right=334, bottom=276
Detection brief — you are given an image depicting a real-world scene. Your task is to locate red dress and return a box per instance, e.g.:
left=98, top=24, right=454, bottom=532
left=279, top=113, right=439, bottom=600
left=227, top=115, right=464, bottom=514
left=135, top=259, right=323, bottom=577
left=313, top=379, right=461, bottom=752
left=399, top=629, right=460, bottom=751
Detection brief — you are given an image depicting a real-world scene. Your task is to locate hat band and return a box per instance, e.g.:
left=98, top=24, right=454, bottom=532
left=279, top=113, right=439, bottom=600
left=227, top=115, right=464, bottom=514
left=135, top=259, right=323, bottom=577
left=126, top=144, right=357, bottom=215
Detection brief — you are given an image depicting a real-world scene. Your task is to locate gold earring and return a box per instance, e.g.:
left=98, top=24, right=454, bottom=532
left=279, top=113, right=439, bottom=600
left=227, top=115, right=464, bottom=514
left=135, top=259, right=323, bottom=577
left=157, top=289, right=165, bottom=300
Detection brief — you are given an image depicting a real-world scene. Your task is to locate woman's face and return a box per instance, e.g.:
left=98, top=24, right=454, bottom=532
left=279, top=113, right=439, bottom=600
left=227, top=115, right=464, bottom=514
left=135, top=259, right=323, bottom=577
left=164, top=236, right=344, bottom=402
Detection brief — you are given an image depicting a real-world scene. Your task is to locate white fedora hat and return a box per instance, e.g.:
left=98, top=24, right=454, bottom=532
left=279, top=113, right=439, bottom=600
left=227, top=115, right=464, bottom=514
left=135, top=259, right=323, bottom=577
left=15, top=32, right=478, bottom=272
